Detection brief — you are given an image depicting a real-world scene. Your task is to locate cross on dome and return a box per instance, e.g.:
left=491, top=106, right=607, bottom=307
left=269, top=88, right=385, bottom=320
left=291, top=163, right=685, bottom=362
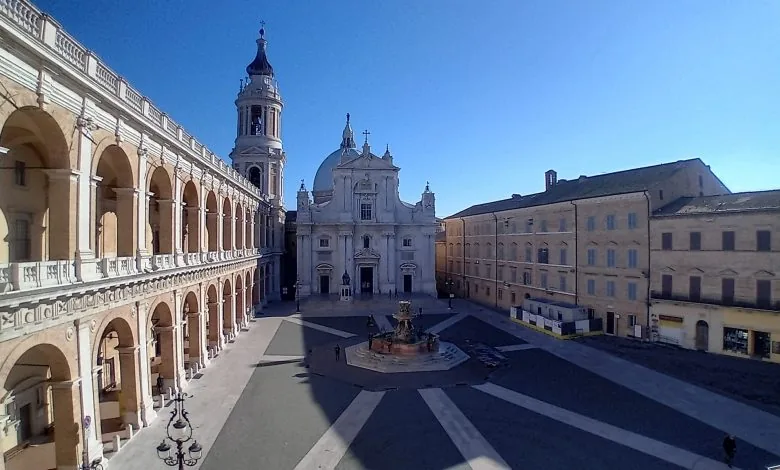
left=362, top=129, right=371, bottom=143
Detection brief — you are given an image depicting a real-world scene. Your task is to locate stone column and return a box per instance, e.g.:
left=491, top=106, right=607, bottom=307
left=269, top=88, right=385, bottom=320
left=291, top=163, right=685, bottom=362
left=249, top=212, right=256, bottom=249
left=223, top=292, right=234, bottom=341
left=208, top=299, right=223, bottom=352
left=116, top=346, right=142, bottom=428
left=216, top=203, right=225, bottom=255
left=50, top=380, right=82, bottom=468
left=173, top=170, right=184, bottom=265
left=89, top=176, right=103, bottom=258
left=188, top=311, right=203, bottom=368
left=388, top=233, right=396, bottom=290
left=199, top=206, right=207, bottom=253
left=136, top=146, right=149, bottom=262
left=75, top=319, right=104, bottom=461
left=113, top=188, right=138, bottom=258
left=174, top=292, right=186, bottom=391
left=76, top=117, right=96, bottom=261
left=135, top=301, right=156, bottom=426
left=346, top=233, right=354, bottom=291
left=46, top=169, right=83, bottom=261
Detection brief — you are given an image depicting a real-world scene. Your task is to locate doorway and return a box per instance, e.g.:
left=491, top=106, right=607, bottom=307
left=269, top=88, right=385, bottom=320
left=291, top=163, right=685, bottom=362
left=18, top=403, right=32, bottom=442
left=695, top=320, right=709, bottom=351
left=320, top=275, right=330, bottom=294
left=360, top=267, right=373, bottom=294
left=403, top=274, right=412, bottom=293
left=606, top=311, right=615, bottom=335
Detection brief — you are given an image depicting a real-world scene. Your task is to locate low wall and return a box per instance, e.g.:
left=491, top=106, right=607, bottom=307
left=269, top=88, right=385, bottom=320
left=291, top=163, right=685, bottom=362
left=510, top=307, right=603, bottom=339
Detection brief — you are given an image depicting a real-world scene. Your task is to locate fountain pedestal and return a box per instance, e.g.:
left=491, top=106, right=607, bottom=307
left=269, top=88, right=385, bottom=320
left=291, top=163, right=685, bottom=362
left=369, top=300, right=439, bottom=355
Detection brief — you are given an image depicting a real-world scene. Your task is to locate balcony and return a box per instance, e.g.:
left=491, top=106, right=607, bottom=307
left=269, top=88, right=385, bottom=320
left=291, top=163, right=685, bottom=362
left=0, top=248, right=262, bottom=294
left=650, top=291, right=780, bottom=312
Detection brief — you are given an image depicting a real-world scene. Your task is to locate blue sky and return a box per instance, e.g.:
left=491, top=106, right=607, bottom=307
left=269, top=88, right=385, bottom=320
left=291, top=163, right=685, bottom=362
left=38, top=0, right=780, bottom=217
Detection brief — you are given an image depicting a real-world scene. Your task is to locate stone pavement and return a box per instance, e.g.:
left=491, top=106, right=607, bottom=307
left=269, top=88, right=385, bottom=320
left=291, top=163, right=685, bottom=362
left=107, top=296, right=780, bottom=469
left=457, top=299, right=780, bottom=458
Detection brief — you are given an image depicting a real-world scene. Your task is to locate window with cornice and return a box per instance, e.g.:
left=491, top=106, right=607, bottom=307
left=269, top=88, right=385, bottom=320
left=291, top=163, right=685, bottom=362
left=360, top=203, right=372, bottom=220
left=319, top=238, right=329, bottom=248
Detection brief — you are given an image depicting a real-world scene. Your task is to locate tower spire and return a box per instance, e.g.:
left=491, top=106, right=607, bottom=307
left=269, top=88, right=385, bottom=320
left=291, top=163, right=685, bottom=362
left=340, top=113, right=355, bottom=149
left=246, top=22, right=274, bottom=77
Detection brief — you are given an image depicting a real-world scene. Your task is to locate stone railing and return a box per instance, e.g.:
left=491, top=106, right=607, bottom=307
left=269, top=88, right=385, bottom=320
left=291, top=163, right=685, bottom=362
left=0, top=0, right=262, bottom=200
left=0, top=248, right=263, bottom=294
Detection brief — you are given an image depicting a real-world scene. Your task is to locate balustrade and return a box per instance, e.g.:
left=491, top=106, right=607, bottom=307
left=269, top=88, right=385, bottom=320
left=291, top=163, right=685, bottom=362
left=10, top=260, right=74, bottom=290
left=99, top=256, right=137, bottom=278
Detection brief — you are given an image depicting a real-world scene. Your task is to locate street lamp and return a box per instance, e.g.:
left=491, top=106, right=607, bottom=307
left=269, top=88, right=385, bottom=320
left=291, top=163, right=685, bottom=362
left=446, top=278, right=454, bottom=309
left=156, top=392, right=202, bottom=469
left=295, top=278, right=301, bottom=313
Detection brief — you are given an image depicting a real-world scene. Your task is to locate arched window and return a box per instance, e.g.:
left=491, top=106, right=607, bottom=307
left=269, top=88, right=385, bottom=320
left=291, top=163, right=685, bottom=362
left=248, top=166, right=262, bottom=188
left=363, top=235, right=370, bottom=249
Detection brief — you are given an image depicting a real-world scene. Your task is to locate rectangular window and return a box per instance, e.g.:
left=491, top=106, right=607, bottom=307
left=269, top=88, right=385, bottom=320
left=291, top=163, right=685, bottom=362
left=757, top=230, right=771, bottom=252
left=662, top=232, right=672, bottom=250
left=628, top=212, right=637, bottom=230
left=722, top=231, right=735, bottom=251
left=587, top=279, right=596, bottom=295
left=627, top=249, right=638, bottom=268
left=559, top=248, right=567, bottom=265
left=540, top=220, right=548, bottom=232
left=722, top=278, right=735, bottom=305
left=587, top=248, right=596, bottom=266
left=689, top=276, right=702, bottom=302
left=510, top=292, right=516, bottom=304
left=12, top=218, right=31, bottom=262
left=559, top=218, right=567, bottom=232
left=606, top=214, right=616, bottom=230
left=537, top=248, right=549, bottom=264
left=14, top=161, right=26, bottom=186
left=757, top=280, right=772, bottom=307
left=522, top=271, right=531, bottom=286
left=486, top=265, right=492, bottom=279
left=606, top=280, right=615, bottom=297
left=525, top=247, right=532, bottom=263
left=498, top=289, right=503, bottom=300
left=661, top=274, right=673, bottom=296
left=541, top=273, right=548, bottom=289
left=525, top=219, right=533, bottom=233
left=403, top=238, right=413, bottom=247
left=510, top=267, right=517, bottom=282
left=627, top=282, right=637, bottom=301
left=586, top=216, right=595, bottom=231
left=628, top=314, right=637, bottom=327
left=497, top=266, right=503, bottom=281
left=690, top=232, right=701, bottom=251
left=559, top=276, right=566, bottom=292
left=319, top=238, right=329, bottom=248
left=606, top=249, right=616, bottom=267
left=360, top=203, right=372, bottom=220
left=485, top=287, right=490, bottom=296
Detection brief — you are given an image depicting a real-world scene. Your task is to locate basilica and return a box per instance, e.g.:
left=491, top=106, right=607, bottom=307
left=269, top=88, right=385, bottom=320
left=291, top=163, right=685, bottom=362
left=295, top=115, right=438, bottom=297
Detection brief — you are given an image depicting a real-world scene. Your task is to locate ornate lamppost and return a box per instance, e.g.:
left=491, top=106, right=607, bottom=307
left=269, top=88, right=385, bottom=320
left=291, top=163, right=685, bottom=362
left=78, top=415, right=103, bottom=469
left=295, top=278, right=301, bottom=313
left=445, top=278, right=454, bottom=309
left=156, top=392, right=203, bottom=469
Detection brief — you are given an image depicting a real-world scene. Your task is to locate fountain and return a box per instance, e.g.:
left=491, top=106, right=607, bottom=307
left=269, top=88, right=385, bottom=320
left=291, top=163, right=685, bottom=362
left=369, top=300, right=439, bottom=355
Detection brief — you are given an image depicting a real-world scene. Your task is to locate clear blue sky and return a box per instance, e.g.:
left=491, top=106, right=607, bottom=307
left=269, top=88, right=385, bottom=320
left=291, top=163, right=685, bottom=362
left=38, top=0, right=780, bottom=217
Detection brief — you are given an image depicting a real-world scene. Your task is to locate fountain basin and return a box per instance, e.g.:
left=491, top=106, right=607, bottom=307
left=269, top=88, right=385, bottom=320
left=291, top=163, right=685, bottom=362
left=345, top=341, right=469, bottom=373
left=369, top=334, right=440, bottom=355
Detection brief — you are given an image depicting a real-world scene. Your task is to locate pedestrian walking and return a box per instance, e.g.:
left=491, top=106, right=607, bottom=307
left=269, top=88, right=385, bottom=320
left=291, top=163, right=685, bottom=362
left=334, top=344, right=341, bottom=361
left=156, top=375, right=164, bottom=396
left=368, top=333, right=373, bottom=350
left=723, top=434, right=736, bottom=468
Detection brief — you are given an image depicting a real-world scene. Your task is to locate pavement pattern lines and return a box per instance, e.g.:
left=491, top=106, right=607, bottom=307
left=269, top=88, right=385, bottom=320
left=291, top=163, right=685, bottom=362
left=109, top=299, right=780, bottom=470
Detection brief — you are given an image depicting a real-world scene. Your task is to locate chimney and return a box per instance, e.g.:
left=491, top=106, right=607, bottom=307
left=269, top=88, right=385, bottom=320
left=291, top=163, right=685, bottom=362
left=545, top=169, right=557, bottom=191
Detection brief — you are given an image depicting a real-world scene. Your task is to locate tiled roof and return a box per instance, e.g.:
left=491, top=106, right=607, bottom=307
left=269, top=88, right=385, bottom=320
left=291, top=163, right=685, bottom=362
left=445, top=158, right=706, bottom=219
left=653, top=190, right=780, bottom=217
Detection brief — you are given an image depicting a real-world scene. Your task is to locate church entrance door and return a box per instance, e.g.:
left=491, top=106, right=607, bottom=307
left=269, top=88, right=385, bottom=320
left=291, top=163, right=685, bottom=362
left=320, top=275, right=330, bottom=294
left=360, top=267, right=373, bottom=294
left=403, top=274, right=412, bottom=293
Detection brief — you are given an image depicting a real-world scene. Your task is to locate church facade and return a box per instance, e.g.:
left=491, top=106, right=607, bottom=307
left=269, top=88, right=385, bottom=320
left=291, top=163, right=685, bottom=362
left=296, top=116, right=437, bottom=297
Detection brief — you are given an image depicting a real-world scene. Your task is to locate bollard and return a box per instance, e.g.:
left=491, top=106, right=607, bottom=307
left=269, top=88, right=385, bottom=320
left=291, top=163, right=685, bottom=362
left=113, top=434, right=121, bottom=453
left=166, top=388, right=173, bottom=401
left=127, top=423, right=135, bottom=439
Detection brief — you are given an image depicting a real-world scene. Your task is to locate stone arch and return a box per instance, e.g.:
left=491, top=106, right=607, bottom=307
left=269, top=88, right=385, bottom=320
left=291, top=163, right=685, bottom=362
left=206, top=283, right=220, bottom=352
left=147, top=300, right=175, bottom=395
left=205, top=190, right=219, bottom=252
left=182, top=290, right=201, bottom=369
left=222, top=277, right=234, bottom=334
left=0, top=106, right=75, bottom=262
left=94, top=144, right=136, bottom=258
left=222, top=197, right=233, bottom=251
left=91, top=312, right=140, bottom=437
left=235, top=273, right=244, bottom=328
left=0, top=336, right=81, bottom=469
left=235, top=201, right=244, bottom=249
left=147, top=166, right=174, bottom=254
left=182, top=180, right=200, bottom=254
left=247, top=165, right=263, bottom=190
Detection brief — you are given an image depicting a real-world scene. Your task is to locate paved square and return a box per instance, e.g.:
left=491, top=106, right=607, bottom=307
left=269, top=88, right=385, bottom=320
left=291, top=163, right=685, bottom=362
left=108, top=297, right=780, bottom=470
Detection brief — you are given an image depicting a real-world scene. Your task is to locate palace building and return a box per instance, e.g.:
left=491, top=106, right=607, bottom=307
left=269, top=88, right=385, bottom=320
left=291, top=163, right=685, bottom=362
left=0, top=3, right=283, bottom=469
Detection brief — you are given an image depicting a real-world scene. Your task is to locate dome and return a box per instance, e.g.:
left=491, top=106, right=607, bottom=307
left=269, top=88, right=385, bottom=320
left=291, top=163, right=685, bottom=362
left=313, top=147, right=360, bottom=193
left=246, top=29, right=274, bottom=77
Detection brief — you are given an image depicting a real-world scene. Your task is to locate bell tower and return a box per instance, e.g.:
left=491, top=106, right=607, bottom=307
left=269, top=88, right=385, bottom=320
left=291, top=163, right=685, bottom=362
left=230, top=25, right=285, bottom=206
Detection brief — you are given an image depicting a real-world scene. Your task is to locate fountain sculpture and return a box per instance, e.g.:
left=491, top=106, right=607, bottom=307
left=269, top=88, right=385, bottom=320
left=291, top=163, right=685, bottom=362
left=369, top=300, right=439, bottom=355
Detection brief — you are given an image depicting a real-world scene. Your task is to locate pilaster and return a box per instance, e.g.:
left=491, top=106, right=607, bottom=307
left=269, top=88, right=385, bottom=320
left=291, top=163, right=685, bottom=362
left=173, top=291, right=186, bottom=391
left=135, top=301, right=156, bottom=426
left=173, top=168, right=184, bottom=265
left=136, top=144, right=149, bottom=262
left=74, top=319, right=104, bottom=461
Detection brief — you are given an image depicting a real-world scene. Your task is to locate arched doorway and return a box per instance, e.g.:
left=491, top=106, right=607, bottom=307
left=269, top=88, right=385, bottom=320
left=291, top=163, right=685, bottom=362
left=0, top=107, right=72, bottom=263
left=235, top=203, right=244, bottom=250
left=245, top=274, right=253, bottom=321
left=2, top=343, right=81, bottom=469
left=205, top=191, right=218, bottom=252
left=181, top=181, right=200, bottom=254
left=182, top=291, right=201, bottom=371
left=206, top=284, right=221, bottom=354
left=248, top=166, right=262, bottom=190
left=235, top=274, right=244, bottom=330
left=94, top=145, right=135, bottom=258
left=148, top=302, right=176, bottom=396
left=93, top=316, right=140, bottom=443
left=222, top=279, right=234, bottom=340
left=147, top=167, right=173, bottom=255
left=695, top=320, right=709, bottom=351
left=222, top=198, right=233, bottom=251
